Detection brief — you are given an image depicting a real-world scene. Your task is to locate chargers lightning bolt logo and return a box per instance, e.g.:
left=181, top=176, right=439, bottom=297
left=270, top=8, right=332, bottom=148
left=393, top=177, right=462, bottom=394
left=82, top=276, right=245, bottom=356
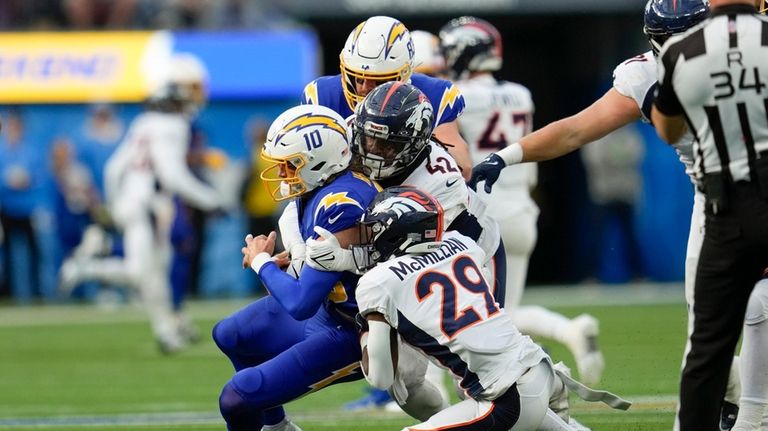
left=314, top=192, right=363, bottom=220
left=277, top=113, right=347, bottom=143
left=437, top=85, right=461, bottom=126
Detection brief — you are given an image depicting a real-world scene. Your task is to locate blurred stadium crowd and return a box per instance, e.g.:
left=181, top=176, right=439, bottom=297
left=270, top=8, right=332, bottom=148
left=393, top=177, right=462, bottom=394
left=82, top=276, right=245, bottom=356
left=0, top=0, right=296, bottom=31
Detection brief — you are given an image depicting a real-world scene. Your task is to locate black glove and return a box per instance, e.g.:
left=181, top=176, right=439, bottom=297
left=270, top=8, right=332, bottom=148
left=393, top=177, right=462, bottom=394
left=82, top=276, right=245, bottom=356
left=468, top=153, right=505, bottom=193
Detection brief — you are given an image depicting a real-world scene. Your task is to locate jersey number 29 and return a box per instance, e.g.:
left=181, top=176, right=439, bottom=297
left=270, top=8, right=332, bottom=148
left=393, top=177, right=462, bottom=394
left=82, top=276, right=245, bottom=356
left=415, top=256, right=499, bottom=339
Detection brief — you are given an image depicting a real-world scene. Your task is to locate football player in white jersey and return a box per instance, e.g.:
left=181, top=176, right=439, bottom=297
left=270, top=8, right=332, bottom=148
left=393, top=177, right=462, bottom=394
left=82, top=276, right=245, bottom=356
left=468, top=1, right=768, bottom=429
left=305, top=81, right=503, bottom=412
left=439, top=16, right=605, bottom=387
left=58, top=54, right=222, bottom=353
left=353, top=186, right=631, bottom=431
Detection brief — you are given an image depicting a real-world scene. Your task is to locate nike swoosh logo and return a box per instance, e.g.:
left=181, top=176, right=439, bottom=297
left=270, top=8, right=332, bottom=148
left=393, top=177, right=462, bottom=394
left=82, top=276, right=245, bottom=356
left=446, top=179, right=459, bottom=187
left=328, top=213, right=343, bottom=224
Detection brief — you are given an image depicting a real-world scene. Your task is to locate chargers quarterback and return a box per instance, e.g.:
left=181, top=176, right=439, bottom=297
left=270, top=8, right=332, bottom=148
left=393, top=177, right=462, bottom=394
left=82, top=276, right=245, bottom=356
left=213, top=104, right=385, bottom=431
left=439, top=16, right=605, bottom=387
left=353, top=186, right=631, bottom=431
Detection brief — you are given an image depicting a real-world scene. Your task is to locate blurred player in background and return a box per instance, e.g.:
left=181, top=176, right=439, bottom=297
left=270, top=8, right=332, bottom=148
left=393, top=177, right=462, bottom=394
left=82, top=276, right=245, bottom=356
left=301, top=15, right=472, bottom=178
left=439, top=16, right=605, bottom=387
left=59, top=53, right=223, bottom=353
left=214, top=105, right=394, bottom=431
left=467, top=1, right=767, bottom=428
left=410, top=30, right=446, bottom=77
left=354, top=186, right=631, bottom=431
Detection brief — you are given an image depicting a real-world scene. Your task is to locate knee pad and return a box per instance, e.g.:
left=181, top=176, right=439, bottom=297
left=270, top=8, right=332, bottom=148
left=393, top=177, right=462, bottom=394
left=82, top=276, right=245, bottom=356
left=212, top=318, right=239, bottom=354
left=745, top=279, right=768, bottom=326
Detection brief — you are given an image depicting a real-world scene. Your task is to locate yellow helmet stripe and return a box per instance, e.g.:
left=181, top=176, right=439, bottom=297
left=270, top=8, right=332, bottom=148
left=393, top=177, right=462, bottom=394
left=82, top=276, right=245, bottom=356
left=351, top=22, right=366, bottom=51
left=386, top=22, right=408, bottom=57
left=280, top=113, right=347, bottom=139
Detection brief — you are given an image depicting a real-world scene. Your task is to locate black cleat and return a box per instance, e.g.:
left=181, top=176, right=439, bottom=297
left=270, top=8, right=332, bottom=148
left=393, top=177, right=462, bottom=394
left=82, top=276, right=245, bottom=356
left=720, top=401, right=738, bottom=431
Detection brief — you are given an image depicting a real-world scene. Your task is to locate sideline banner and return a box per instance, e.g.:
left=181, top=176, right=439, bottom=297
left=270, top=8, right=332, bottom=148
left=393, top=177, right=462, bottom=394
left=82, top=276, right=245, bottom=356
left=0, top=31, right=171, bottom=103
left=0, top=30, right=318, bottom=103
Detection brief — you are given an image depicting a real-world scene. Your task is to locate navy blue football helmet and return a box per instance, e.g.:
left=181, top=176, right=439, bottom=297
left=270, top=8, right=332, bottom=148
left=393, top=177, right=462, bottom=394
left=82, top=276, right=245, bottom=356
left=643, top=0, right=709, bottom=55
left=352, top=81, right=434, bottom=180
left=351, top=186, right=444, bottom=271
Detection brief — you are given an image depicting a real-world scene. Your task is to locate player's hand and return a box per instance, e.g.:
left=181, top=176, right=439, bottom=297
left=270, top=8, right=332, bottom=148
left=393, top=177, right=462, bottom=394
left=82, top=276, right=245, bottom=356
left=271, top=250, right=291, bottom=269
left=306, top=226, right=359, bottom=273
left=468, top=153, right=505, bottom=193
left=241, top=231, right=277, bottom=269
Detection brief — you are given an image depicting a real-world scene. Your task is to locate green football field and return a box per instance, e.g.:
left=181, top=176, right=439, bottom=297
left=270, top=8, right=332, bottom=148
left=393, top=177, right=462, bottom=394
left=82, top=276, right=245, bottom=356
left=0, top=285, right=690, bottom=431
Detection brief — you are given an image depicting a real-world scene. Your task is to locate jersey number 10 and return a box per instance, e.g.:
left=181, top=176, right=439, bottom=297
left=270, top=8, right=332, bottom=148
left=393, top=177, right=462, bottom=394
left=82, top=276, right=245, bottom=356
left=303, top=130, right=324, bottom=151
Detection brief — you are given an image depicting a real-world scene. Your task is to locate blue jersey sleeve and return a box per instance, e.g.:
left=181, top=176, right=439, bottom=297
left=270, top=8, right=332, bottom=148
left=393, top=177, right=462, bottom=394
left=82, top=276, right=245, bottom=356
left=258, top=262, right=344, bottom=320
left=412, top=73, right=465, bottom=127
left=300, top=75, right=354, bottom=118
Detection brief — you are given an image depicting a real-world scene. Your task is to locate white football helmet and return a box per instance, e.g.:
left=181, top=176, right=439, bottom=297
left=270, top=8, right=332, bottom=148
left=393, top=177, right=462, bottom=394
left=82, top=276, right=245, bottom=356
left=339, top=16, right=415, bottom=111
left=411, top=30, right=445, bottom=77
left=260, top=105, right=352, bottom=201
left=148, top=52, right=209, bottom=117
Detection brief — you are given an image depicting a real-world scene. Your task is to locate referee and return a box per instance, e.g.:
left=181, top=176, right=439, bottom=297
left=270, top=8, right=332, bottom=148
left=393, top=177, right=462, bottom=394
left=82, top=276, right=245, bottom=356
left=652, top=0, right=768, bottom=430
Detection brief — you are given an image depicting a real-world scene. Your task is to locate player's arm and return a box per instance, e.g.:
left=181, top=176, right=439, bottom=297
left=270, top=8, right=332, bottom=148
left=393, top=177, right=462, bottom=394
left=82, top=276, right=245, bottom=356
left=360, top=312, right=398, bottom=390
left=434, top=121, right=472, bottom=181
left=150, top=122, right=220, bottom=211
left=244, top=232, right=344, bottom=320
left=469, top=88, right=642, bottom=192
left=305, top=225, right=361, bottom=273
left=651, top=40, right=688, bottom=144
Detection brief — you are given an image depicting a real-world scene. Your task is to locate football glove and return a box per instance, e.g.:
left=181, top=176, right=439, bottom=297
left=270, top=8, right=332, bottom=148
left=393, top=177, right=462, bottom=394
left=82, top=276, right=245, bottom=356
left=305, top=226, right=359, bottom=273
left=468, top=153, right=505, bottom=193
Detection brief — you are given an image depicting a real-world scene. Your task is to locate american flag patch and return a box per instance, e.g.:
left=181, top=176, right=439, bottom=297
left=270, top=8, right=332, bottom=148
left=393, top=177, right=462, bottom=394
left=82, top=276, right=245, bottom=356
left=425, top=229, right=436, bottom=238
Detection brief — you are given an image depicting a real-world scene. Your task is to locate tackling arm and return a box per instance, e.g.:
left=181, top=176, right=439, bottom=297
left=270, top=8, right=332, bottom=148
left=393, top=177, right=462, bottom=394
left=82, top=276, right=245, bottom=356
left=515, top=88, right=643, bottom=163
left=361, top=312, right=398, bottom=390
left=470, top=88, right=642, bottom=192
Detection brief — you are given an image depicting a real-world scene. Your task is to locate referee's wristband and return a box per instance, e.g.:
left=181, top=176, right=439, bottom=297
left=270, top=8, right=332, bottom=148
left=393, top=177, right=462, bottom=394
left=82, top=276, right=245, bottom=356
left=498, top=142, right=524, bottom=165
left=250, top=252, right=273, bottom=274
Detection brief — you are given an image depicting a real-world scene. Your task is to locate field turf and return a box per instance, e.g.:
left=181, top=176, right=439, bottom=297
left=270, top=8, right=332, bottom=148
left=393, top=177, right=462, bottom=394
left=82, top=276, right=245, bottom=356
left=0, top=286, right=689, bottom=430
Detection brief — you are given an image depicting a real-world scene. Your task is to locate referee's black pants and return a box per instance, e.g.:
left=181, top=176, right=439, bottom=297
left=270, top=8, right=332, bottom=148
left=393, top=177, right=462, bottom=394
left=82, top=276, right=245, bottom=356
left=678, top=182, right=768, bottom=431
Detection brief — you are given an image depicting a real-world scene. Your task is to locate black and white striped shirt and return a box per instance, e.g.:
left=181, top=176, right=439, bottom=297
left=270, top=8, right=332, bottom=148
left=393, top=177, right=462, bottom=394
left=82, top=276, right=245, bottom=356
left=655, top=4, right=768, bottom=184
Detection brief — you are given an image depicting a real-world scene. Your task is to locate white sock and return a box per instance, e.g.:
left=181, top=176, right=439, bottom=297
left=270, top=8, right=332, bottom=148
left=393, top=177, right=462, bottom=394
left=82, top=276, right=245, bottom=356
left=511, top=305, right=570, bottom=342
left=734, top=319, right=768, bottom=429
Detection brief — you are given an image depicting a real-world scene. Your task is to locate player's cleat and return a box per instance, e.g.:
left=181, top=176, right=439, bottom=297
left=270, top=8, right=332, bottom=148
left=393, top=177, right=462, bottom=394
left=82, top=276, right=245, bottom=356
left=343, top=388, right=394, bottom=411
left=176, top=315, right=202, bottom=344
left=261, top=416, right=304, bottom=431
left=564, top=314, right=605, bottom=386
left=58, top=257, right=84, bottom=296
left=74, top=225, right=110, bottom=258
left=720, top=401, right=738, bottom=431
left=157, top=334, right=187, bottom=355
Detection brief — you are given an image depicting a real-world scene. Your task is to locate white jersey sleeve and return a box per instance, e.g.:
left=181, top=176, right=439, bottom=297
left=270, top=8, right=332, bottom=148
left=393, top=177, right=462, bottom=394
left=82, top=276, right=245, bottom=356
left=612, top=51, right=657, bottom=123
left=612, top=51, right=696, bottom=182
left=146, top=113, right=220, bottom=211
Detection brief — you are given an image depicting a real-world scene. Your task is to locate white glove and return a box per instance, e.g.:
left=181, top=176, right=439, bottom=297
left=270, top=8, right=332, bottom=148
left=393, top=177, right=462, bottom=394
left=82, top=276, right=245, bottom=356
left=286, top=243, right=306, bottom=279
left=306, top=226, right=359, bottom=273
